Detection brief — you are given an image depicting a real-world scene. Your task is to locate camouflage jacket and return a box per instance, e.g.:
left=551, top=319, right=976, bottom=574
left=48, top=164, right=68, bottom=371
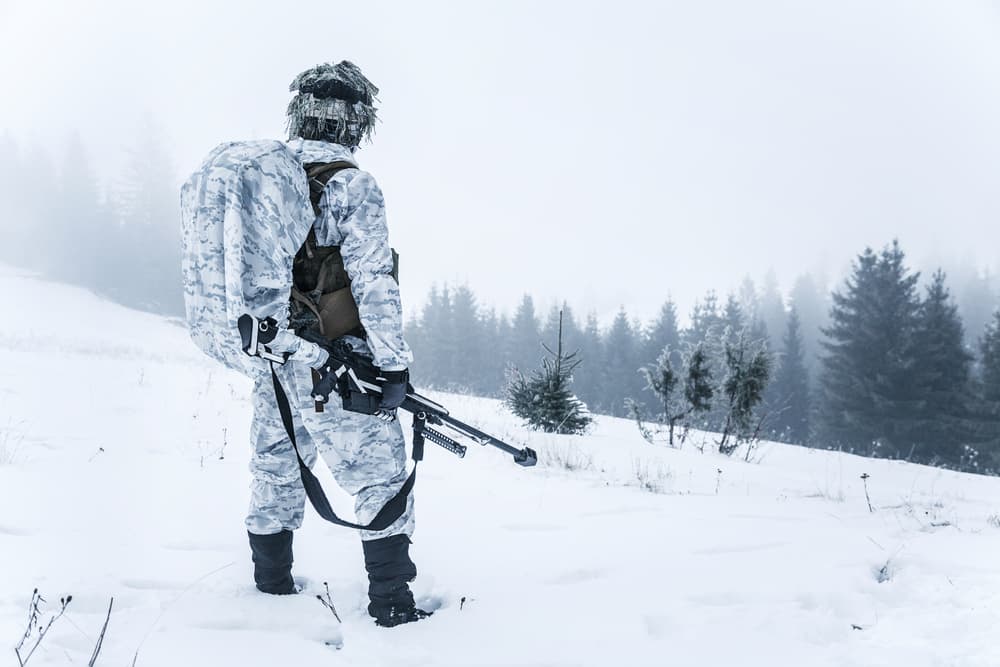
left=288, top=139, right=412, bottom=370
left=181, top=139, right=411, bottom=376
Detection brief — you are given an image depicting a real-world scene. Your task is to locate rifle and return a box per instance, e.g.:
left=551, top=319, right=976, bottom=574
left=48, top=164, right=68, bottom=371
left=310, top=335, right=537, bottom=467
left=239, top=314, right=537, bottom=468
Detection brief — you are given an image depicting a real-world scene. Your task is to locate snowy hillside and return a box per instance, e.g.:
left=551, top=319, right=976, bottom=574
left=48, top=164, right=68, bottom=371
left=1, top=265, right=999, bottom=667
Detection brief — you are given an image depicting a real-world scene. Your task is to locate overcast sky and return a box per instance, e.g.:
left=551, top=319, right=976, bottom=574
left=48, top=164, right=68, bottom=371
left=2, top=0, right=999, bottom=324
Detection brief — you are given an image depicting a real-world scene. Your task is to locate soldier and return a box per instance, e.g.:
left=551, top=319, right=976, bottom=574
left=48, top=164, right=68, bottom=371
left=183, top=61, right=428, bottom=627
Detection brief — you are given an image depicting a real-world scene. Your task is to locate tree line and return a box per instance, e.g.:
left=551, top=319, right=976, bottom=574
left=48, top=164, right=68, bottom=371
left=406, top=243, right=1000, bottom=474
left=0, top=132, right=183, bottom=315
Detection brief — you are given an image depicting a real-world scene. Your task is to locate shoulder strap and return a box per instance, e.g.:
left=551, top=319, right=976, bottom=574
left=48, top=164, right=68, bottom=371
left=269, top=362, right=415, bottom=532
left=305, top=161, right=356, bottom=216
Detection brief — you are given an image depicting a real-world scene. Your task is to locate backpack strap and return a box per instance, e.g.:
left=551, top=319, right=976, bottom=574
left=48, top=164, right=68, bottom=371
left=305, top=161, right=356, bottom=216
left=270, top=361, right=416, bottom=532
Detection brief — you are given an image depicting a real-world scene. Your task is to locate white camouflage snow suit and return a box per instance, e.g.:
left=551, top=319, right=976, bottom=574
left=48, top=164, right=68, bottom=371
left=181, top=138, right=414, bottom=541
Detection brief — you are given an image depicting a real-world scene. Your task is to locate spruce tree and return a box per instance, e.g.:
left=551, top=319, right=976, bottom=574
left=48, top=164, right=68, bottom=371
left=759, top=270, right=788, bottom=353
left=508, top=294, right=541, bottom=374
left=722, top=293, right=745, bottom=344
left=789, top=272, right=828, bottom=384
left=909, top=271, right=974, bottom=464
left=684, top=290, right=722, bottom=349
left=573, top=313, right=606, bottom=413
left=643, top=299, right=681, bottom=368
left=479, top=307, right=505, bottom=395
left=448, top=285, right=484, bottom=392
left=541, top=303, right=581, bottom=357
left=409, top=285, right=453, bottom=386
left=718, top=333, right=772, bottom=454
left=769, top=308, right=811, bottom=444
left=976, top=311, right=1000, bottom=472
left=818, top=242, right=922, bottom=457
left=603, top=308, right=643, bottom=416
left=504, top=311, right=592, bottom=434
left=631, top=343, right=714, bottom=446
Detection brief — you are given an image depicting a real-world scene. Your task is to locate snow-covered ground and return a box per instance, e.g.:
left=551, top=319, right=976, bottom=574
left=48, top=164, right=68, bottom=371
left=1, top=265, right=999, bottom=667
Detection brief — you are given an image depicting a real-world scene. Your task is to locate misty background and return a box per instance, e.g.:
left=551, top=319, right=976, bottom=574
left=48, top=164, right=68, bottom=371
left=1, top=1, right=1000, bottom=468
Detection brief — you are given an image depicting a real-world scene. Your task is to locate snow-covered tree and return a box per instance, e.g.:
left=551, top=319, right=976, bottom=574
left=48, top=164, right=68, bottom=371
left=630, top=343, right=715, bottom=446
left=505, top=310, right=592, bottom=434
left=718, top=333, right=771, bottom=455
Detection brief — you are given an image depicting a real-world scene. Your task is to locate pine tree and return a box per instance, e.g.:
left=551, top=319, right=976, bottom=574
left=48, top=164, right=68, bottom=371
left=644, top=299, right=681, bottom=368
left=504, top=310, right=592, bottom=434
left=479, top=307, right=505, bottom=395
left=908, top=271, right=974, bottom=465
left=631, top=343, right=714, bottom=446
left=409, top=285, right=453, bottom=386
left=737, top=276, right=760, bottom=328
left=789, top=272, right=828, bottom=385
left=573, top=313, right=606, bottom=413
left=541, top=303, right=581, bottom=358
left=975, top=311, right=1000, bottom=472
left=449, top=285, right=483, bottom=391
left=684, top=290, right=722, bottom=349
left=718, top=333, right=772, bottom=455
left=818, top=241, right=922, bottom=457
left=721, top=293, right=745, bottom=346
left=759, top=270, right=788, bottom=353
left=769, top=308, right=811, bottom=444
left=981, top=311, right=1000, bottom=405
left=508, top=294, right=541, bottom=374
left=603, top=307, right=643, bottom=416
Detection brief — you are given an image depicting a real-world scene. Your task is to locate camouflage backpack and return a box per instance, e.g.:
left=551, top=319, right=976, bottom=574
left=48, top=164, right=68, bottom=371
left=289, top=161, right=399, bottom=342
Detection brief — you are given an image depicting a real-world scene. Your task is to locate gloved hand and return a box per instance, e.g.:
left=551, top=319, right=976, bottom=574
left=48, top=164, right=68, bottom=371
left=311, top=352, right=340, bottom=404
left=378, top=368, right=409, bottom=410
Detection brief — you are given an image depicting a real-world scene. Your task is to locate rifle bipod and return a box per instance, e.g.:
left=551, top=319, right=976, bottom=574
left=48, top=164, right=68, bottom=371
left=405, top=394, right=537, bottom=467
left=412, top=412, right=467, bottom=461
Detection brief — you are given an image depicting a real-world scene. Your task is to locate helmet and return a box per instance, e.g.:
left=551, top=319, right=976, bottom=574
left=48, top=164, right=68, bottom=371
left=286, top=61, right=379, bottom=148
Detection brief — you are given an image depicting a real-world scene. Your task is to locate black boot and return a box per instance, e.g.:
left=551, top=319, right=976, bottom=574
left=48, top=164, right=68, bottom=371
left=362, top=534, right=432, bottom=627
left=248, top=530, right=296, bottom=595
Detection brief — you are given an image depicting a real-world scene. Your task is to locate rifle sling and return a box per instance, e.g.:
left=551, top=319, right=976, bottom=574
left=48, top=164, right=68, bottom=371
left=269, top=362, right=416, bottom=532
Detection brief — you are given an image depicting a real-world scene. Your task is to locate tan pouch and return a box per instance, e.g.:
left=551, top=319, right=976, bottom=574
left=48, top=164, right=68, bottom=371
left=318, top=287, right=362, bottom=339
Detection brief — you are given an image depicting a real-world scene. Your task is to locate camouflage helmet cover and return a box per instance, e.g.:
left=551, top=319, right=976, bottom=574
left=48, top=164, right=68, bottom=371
left=286, top=61, right=379, bottom=148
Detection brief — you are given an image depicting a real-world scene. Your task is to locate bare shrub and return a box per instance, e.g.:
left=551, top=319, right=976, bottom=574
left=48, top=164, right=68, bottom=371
left=540, top=443, right=595, bottom=472
left=15, top=590, right=72, bottom=666
left=631, top=458, right=673, bottom=494
left=0, top=422, right=25, bottom=465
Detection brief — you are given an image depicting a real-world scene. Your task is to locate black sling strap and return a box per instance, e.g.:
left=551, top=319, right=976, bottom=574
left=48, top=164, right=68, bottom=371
left=269, top=362, right=416, bottom=532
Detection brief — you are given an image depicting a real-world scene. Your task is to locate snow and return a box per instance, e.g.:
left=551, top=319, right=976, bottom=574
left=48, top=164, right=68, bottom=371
left=1, top=265, right=999, bottom=666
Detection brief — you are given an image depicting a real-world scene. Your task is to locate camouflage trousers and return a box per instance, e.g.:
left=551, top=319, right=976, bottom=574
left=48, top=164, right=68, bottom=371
left=245, top=352, right=414, bottom=541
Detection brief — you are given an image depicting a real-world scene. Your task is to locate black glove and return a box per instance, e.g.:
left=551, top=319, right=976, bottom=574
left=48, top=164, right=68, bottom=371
left=311, top=351, right=340, bottom=404
left=378, top=369, right=409, bottom=410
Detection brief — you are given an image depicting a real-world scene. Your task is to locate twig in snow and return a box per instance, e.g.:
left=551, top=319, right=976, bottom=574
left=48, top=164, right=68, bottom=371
left=715, top=468, right=723, bottom=495
left=87, top=447, right=105, bottom=463
left=315, top=582, right=341, bottom=623
left=15, top=590, right=72, bottom=666
left=87, top=597, right=113, bottom=667
left=860, top=473, right=874, bottom=512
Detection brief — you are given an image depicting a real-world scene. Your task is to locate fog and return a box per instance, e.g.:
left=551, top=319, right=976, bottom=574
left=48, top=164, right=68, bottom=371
left=2, top=0, right=999, bottom=323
